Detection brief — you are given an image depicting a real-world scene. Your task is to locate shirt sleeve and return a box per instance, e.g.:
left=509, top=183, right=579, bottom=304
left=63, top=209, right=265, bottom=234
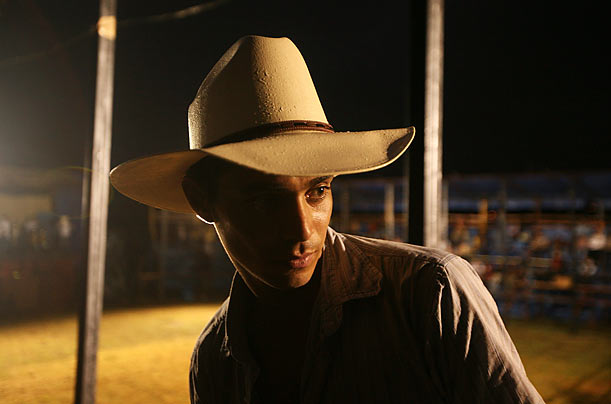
left=189, top=345, right=206, bottom=404
left=423, top=255, right=545, bottom=403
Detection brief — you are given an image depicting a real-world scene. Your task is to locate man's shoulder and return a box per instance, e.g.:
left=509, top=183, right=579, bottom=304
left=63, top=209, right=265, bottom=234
left=335, top=230, right=458, bottom=267
left=329, top=229, right=485, bottom=296
left=192, top=298, right=229, bottom=358
left=189, top=299, right=234, bottom=402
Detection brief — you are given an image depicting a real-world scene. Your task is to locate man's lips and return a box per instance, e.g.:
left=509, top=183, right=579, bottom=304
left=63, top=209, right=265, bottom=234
left=273, top=251, right=317, bottom=269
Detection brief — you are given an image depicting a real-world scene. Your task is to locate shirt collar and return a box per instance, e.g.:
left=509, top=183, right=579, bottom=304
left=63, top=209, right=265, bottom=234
left=221, top=271, right=254, bottom=363
left=316, top=227, right=382, bottom=337
left=222, top=227, right=383, bottom=358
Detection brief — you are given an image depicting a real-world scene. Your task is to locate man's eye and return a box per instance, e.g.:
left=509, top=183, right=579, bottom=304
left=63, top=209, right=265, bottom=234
left=306, top=186, right=330, bottom=202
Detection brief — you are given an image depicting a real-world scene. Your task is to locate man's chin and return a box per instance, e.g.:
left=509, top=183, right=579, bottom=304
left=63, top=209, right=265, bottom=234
left=268, top=266, right=317, bottom=290
left=235, top=253, right=322, bottom=296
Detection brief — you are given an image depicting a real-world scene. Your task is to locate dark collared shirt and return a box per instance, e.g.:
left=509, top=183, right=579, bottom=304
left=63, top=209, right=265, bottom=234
left=190, top=228, right=544, bottom=403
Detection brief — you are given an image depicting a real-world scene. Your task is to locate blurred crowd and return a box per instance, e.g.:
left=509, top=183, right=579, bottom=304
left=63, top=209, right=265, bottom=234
left=449, top=217, right=610, bottom=322
left=2, top=205, right=609, bottom=324
left=449, top=218, right=609, bottom=277
left=0, top=213, right=78, bottom=254
left=0, top=213, right=80, bottom=318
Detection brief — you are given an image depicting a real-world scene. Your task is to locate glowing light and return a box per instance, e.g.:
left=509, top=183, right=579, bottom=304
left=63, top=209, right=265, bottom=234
left=97, top=16, right=117, bottom=40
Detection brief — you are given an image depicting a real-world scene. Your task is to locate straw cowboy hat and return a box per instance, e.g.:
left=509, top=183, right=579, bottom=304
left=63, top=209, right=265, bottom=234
left=110, top=35, right=415, bottom=214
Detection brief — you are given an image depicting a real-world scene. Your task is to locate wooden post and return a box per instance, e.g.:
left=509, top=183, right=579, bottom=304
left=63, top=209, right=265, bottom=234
left=74, top=1, right=117, bottom=403
left=478, top=198, right=489, bottom=252
left=406, top=0, right=445, bottom=247
left=423, top=0, right=445, bottom=248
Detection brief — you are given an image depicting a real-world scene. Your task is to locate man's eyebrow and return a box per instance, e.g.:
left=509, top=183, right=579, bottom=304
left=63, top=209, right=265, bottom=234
left=307, top=176, right=334, bottom=187
left=240, top=176, right=333, bottom=194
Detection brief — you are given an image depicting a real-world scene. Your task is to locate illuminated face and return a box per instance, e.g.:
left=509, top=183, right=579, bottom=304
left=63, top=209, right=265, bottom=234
left=206, top=166, right=333, bottom=295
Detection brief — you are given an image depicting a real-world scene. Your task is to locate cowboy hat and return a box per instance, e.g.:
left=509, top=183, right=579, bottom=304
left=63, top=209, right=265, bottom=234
left=110, top=35, right=415, bottom=214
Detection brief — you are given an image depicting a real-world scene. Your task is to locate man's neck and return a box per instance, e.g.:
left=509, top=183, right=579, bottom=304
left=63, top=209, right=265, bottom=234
left=252, top=263, right=321, bottom=310
left=245, top=263, right=322, bottom=403
left=237, top=257, right=323, bottom=309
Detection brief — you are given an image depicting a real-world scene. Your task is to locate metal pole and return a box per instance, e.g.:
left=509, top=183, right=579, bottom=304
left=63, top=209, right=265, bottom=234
left=423, top=0, right=444, bottom=248
left=74, top=1, right=117, bottom=403
left=74, top=115, right=92, bottom=404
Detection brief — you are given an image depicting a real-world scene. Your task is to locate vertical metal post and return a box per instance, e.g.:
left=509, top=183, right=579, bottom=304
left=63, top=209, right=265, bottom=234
left=406, top=0, right=445, bottom=247
left=75, top=1, right=117, bottom=403
left=478, top=198, right=488, bottom=252
left=423, top=0, right=445, bottom=248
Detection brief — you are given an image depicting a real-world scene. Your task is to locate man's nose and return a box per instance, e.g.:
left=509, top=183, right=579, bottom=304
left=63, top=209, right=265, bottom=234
left=279, top=197, right=314, bottom=242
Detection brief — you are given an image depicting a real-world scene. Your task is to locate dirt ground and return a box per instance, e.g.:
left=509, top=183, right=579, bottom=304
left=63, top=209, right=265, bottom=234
left=0, top=304, right=609, bottom=404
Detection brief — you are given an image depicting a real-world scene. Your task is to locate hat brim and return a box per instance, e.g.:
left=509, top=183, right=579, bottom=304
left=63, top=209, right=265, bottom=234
left=110, top=126, right=415, bottom=214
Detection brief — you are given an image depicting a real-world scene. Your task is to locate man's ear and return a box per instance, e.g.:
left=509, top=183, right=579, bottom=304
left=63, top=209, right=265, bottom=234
left=181, top=177, right=214, bottom=224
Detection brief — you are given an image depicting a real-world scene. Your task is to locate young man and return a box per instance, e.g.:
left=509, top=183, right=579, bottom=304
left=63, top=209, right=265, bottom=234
left=111, top=35, right=544, bottom=403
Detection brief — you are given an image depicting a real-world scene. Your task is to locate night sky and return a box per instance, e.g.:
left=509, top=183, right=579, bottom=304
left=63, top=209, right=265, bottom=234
left=0, top=0, right=609, bottom=178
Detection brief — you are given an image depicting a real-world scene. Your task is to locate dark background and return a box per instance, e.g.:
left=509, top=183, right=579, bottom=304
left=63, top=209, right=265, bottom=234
left=0, top=0, right=609, bottom=178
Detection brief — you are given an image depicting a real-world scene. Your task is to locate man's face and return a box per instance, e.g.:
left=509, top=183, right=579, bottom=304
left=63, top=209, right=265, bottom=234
left=208, top=165, right=333, bottom=294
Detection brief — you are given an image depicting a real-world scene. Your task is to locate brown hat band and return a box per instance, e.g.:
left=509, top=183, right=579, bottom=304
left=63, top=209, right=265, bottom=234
left=204, top=120, right=334, bottom=148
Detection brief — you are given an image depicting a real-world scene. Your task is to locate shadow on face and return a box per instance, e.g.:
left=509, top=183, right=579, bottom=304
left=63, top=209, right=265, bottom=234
left=183, top=158, right=334, bottom=294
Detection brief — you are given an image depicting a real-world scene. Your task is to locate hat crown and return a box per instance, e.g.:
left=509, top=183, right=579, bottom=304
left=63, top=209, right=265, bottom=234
left=188, top=35, right=328, bottom=149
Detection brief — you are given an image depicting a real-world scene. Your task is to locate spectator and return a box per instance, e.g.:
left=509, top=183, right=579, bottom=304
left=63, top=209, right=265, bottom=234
left=0, top=215, right=11, bottom=252
left=450, top=216, right=475, bottom=256
left=587, top=221, right=606, bottom=268
left=56, top=215, right=73, bottom=250
left=549, top=240, right=569, bottom=274
left=529, top=225, right=551, bottom=258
